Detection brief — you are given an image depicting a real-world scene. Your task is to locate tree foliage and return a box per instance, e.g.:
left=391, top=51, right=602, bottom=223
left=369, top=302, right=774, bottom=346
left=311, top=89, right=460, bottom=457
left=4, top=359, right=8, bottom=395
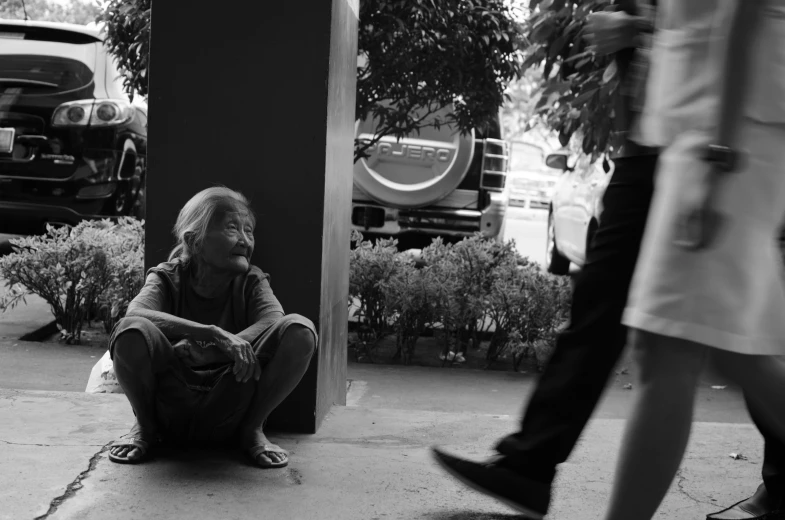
left=97, top=0, right=151, bottom=99
left=522, top=0, right=617, bottom=159
left=0, top=0, right=101, bottom=25
left=94, top=0, right=526, bottom=155
left=356, top=0, right=527, bottom=161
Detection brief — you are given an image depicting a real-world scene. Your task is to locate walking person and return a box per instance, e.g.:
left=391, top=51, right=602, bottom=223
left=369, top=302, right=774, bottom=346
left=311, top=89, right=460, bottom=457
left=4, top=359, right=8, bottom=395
left=431, top=1, right=785, bottom=518
left=601, top=0, right=785, bottom=518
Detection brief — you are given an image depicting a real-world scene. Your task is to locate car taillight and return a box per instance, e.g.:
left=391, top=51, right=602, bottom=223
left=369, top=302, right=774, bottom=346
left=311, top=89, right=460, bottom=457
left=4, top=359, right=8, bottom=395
left=52, top=99, right=134, bottom=128
left=96, top=103, right=118, bottom=122
left=67, top=106, right=87, bottom=124
left=480, top=138, right=509, bottom=192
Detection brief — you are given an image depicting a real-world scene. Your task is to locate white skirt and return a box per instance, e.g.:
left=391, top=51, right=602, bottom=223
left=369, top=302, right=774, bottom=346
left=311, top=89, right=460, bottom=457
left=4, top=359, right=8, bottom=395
left=622, top=121, right=785, bottom=355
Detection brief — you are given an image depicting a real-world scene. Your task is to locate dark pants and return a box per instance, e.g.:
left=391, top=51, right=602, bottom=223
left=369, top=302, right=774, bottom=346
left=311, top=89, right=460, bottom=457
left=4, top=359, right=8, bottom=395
left=110, top=313, right=315, bottom=446
left=495, top=154, right=785, bottom=509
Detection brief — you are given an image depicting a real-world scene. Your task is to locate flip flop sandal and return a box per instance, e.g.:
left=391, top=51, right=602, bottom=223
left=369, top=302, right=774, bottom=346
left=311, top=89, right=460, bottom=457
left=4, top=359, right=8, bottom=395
left=248, top=444, right=289, bottom=469
left=108, top=437, right=151, bottom=465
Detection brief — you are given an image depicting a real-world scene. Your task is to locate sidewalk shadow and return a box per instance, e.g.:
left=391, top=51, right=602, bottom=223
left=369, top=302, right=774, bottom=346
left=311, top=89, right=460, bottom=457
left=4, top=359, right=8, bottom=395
left=149, top=445, right=251, bottom=481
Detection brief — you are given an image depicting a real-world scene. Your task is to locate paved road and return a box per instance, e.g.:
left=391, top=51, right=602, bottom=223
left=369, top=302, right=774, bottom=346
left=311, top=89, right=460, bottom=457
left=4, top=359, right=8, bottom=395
left=503, top=207, right=549, bottom=265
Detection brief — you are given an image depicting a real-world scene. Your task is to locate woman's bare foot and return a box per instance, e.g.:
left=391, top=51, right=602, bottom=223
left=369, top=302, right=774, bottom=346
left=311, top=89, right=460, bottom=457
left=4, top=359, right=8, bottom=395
left=109, top=421, right=158, bottom=464
left=240, top=428, right=289, bottom=468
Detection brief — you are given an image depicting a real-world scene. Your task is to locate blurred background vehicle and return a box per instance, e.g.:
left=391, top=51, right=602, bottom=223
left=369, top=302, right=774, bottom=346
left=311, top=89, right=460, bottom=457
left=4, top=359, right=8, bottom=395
left=0, top=20, right=147, bottom=235
left=507, top=141, right=559, bottom=211
left=545, top=152, right=613, bottom=275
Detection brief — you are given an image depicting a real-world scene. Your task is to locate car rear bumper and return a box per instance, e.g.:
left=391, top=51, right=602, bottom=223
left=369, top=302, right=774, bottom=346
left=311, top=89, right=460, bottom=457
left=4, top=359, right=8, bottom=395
left=0, top=200, right=115, bottom=233
left=351, top=191, right=508, bottom=240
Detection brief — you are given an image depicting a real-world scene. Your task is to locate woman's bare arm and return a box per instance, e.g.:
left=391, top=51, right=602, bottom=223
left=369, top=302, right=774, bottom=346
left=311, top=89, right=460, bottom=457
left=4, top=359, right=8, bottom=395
left=125, top=273, right=218, bottom=343
left=125, top=308, right=219, bottom=343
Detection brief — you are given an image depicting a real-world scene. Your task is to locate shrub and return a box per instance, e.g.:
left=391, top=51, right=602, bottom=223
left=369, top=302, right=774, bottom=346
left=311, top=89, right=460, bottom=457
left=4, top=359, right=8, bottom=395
left=380, top=260, right=441, bottom=365
left=0, top=218, right=145, bottom=344
left=347, top=232, right=573, bottom=370
left=529, top=272, right=572, bottom=368
left=418, top=237, right=462, bottom=361
left=422, top=234, right=521, bottom=361
left=94, top=218, right=145, bottom=333
left=486, top=261, right=572, bottom=370
left=348, top=231, right=407, bottom=360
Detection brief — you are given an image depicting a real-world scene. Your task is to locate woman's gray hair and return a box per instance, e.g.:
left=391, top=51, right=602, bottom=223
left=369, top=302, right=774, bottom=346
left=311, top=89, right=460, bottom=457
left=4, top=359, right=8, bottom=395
left=168, top=186, right=255, bottom=265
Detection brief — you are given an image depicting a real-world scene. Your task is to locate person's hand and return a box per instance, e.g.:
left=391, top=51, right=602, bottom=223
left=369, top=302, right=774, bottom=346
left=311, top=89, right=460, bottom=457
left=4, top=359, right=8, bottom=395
left=583, top=11, right=640, bottom=56
left=673, top=164, right=725, bottom=251
left=173, top=337, right=197, bottom=359
left=211, top=327, right=261, bottom=383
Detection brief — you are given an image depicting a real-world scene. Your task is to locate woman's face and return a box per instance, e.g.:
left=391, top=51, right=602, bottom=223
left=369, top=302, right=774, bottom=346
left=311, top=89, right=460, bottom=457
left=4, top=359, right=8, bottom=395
left=198, top=209, right=255, bottom=275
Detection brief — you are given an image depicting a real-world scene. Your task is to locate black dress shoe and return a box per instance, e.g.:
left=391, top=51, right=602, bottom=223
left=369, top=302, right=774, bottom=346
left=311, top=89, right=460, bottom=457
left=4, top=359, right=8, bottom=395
left=707, top=483, right=785, bottom=520
left=431, top=447, right=550, bottom=519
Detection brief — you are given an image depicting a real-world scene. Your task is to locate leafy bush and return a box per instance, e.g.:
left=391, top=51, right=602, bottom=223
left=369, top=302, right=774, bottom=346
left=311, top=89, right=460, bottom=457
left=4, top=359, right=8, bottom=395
left=422, top=235, right=521, bottom=362
left=485, top=260, right=571, bottom=370
left=93, top=218, right=145, bottom=333
left=348, top=231, right=407, bottom=360
left=0, top=218, right=145, bottom=344
left=348, top=233, right=573, bottom=370
left=380, top=260, right=441, bottom=365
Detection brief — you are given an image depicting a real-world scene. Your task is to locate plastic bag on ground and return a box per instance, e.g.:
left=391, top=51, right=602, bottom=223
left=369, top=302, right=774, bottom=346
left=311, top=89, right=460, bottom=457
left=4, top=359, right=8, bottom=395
left=85, top=350, right=124, bottom=394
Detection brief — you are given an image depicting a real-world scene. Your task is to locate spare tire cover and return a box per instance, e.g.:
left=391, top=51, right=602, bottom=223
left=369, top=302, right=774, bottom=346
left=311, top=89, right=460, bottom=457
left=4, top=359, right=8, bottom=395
left=354, top=105, right=476, bottom=209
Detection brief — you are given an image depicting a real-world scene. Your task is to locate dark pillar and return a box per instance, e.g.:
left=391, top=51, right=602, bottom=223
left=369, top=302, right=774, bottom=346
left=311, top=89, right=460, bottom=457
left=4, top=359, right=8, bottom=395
left=146, top=0, right=358, bottom=432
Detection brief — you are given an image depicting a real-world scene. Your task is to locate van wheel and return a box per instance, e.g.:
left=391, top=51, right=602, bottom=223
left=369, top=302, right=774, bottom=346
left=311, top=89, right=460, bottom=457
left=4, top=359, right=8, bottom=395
left=546, top=212, right=570, bottom=275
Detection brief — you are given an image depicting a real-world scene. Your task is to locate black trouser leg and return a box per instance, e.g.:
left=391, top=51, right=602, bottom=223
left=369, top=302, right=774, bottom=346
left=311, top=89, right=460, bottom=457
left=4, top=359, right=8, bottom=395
left=746, top=394, right=785, bottom=510
left=496, top=154, right=658, bottom=486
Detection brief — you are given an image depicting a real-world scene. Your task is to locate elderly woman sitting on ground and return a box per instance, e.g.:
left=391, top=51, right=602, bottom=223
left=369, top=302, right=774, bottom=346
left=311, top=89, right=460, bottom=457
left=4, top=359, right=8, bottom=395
left=107, top=186, right=316, bottom=468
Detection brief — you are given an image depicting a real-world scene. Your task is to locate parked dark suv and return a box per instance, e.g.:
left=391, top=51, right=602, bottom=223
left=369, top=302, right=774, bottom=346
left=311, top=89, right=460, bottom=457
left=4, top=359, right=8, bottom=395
left=0, top=20, right=147, bottom=234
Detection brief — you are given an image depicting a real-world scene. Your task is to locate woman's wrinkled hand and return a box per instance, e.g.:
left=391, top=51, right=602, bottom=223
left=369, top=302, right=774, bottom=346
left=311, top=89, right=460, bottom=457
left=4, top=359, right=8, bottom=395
left=211, top=327, right=261, bottom=383
left=173, top=337, right=197, bottom=359
left=673, top=164, right=725, bottom=251
left=583, top=11, right=640, bottom=56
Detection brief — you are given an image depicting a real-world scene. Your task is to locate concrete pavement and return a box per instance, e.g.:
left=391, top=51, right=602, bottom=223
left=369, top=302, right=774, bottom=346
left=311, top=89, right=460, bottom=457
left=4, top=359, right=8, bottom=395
left=0, top=388, right=765, bottom=520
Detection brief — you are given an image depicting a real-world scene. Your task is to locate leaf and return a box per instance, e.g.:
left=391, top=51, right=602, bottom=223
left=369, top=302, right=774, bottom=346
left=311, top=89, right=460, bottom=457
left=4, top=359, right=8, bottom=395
left=558, top=129, right=572, bottom=147
left=602, top=61, right=617, bottom=84
left=570, top=87, right=598, bottom=109
left=531, top=20, right=556, bottom=43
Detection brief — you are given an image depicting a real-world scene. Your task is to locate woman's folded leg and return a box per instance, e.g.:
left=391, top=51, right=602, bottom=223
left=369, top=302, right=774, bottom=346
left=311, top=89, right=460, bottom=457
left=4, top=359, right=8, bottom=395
left=108, top=315, right=176, bottom=462
left=238, top=314, right=317, bottom=467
